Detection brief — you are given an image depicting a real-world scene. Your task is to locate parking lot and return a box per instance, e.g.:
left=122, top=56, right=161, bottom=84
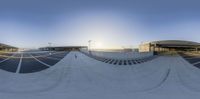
left=0, top=51, right=70, bottom=73
left=180, top=52, right=200, bottom=68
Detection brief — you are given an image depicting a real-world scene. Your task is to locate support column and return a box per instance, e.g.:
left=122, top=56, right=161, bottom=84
left=196, top=47, right=198, bottom=53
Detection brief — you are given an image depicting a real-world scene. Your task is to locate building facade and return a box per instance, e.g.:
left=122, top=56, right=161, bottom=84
left=39, top=46, right=88, bottom=51
left=139, top=40, right=200, bottom=52
left=0, top=43, right=18, bottom=52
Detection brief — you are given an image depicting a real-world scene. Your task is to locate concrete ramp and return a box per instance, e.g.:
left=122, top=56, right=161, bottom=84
left=58, top=51, right=172, bottom=93
left=0, top=51, right=200, bottom=99
left=174, top=56, right=200, bottom=92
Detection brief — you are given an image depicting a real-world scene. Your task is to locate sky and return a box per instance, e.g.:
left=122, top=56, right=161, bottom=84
left=0, top=0, right=200, bottom=49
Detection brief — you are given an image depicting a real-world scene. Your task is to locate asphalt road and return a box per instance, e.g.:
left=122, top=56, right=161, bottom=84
left=0, top=51, right=70, bottom=73
left=180, top=53, right=200, bottom=68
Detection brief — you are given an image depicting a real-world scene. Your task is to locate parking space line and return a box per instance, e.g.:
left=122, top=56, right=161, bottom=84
left=16, top=53, right=23, bottom=73
left=45, top=56, right=61, bottom=60
left=0, top=57, right=10, bottom=63
left=30, top=51, right=67, bottom=58
left=30, top=55, right=51, bottom=67
left=193, top=61, right=200, bottom=65
left=0, top=53, right=16, bottom=64
left=185, top=57, right=200, bottom=59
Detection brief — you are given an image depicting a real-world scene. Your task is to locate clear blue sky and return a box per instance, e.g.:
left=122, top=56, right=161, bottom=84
left=0, top=0, right=200, bottom=49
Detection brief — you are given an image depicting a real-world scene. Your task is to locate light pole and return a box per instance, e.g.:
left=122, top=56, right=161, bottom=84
left=88, top=40, right=92, bottom=51
left=48, top=42, right=52, bottom=55
left=48, top=42, right=52, bottom=47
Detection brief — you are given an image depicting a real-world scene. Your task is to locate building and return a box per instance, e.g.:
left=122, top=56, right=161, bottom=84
left=0, top=43, right=18, bottom=52
left=139, top=40, right=200, bottom=52
left=39, top=46, right=88, bottom=51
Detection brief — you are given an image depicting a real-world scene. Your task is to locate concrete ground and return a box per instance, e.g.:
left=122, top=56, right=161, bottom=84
left=0, top=51, right=199, bottom=99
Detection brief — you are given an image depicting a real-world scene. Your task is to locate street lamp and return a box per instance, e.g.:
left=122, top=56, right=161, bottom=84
left=48, top=42, right=52, bottom=47
left=88, top=40, right=92, bottom=51
left=48, top=42, right=52, bottom=55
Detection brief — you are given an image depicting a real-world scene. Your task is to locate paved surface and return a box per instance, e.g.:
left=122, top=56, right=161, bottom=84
left=0, top=51, right=70, bottom=73
left=80, top=51, right=157, bottom=65
left=180, top=52, right=200, bottom=68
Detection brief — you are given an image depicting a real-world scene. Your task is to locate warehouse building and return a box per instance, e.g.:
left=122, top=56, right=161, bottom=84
left=139, top=40, right=200, bottom=52
left=39, top=46, right=88, bottom=51
left=0, top=43, right=18, bottom=52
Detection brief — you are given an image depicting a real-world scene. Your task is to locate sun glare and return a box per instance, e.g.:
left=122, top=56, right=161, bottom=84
left=94, top=41, right=103, bottom=49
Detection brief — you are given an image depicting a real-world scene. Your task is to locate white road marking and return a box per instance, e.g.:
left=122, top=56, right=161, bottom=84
left=193, top=61, right=200, bottom=65
left=46, top=56, right=61, bottom=60
left=16, top=53, right=23, bottom=73
left=185, top=57, right=200, bottom=59
left=0, top=57, right=11, bottom=63
left=0, top=53, right=16, bottom=63
left=32, top=51, right=67, bottom=58
left=30, top=54, right=51, bottom=67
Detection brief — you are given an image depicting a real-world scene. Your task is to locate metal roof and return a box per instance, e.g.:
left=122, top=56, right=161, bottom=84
left=40, top=46, right=87, bottom=49
left=150, top=40, right=200, bottom=46
left=0, top=43, right=18, bottom=49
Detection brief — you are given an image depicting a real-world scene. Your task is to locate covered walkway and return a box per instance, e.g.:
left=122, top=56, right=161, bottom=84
left=0, top=43, right=18, bottom=52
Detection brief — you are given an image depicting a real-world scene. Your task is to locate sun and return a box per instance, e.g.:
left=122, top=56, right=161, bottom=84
left=95, top=41, right=103, bottom=49
left=90, top=41, right=103, bottom=49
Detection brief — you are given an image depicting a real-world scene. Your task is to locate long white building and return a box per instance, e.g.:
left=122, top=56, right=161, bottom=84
left=0, top=43, right=18, bottom=52
left=139, top=40, right=200, bottom=52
